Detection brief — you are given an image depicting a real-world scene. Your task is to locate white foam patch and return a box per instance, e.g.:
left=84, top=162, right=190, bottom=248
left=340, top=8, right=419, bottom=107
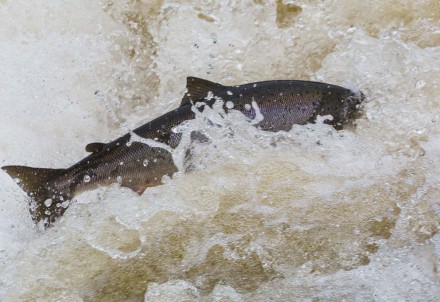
left=145, top=280, right=199, bottom=301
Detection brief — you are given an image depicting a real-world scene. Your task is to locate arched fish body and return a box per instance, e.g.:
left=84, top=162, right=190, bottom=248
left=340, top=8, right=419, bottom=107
left=2, top=77, right=364, bottom=227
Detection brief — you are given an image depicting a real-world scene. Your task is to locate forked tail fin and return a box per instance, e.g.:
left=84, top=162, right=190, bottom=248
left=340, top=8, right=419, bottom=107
left=1, top=165, right=70, bottom=228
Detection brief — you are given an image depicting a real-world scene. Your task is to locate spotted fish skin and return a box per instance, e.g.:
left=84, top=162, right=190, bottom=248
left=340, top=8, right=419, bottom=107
left=1, top=77, right=364, bottom=227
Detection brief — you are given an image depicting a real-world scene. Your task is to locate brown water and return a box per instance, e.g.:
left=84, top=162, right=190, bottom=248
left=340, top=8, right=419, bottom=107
left=0, top=0, right=439, bottom=301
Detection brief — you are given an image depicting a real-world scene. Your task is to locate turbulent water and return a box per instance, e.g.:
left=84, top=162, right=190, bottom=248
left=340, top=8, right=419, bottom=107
left=0, top=0, right=439, bottom=301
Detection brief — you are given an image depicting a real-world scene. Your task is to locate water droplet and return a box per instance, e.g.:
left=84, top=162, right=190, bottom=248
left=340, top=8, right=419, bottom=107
left=143, top=159, right=149, bottom=167
left=119, top=162, right=124, bottom=166
left=226, top=91, right=233, bottom=96
left=206, top=91, right=214, bottom=100
left=416, top=80, right=426, bottom=89
left=226, top=101, right=234, bottom=109
left=45, top=210, right=51, bottom=215
left=84, top=175, right=91, bottom=183
left=44, top=199, right=52, bottom=207
left=210, top=32, right=217, bottom=44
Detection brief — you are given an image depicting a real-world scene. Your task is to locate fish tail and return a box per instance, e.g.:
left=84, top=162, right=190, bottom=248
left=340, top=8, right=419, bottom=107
left=2, top=165, right=69, bottom=228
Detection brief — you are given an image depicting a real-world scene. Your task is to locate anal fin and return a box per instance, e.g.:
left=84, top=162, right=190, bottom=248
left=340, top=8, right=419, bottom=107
left=120, top=183, right=148, bottom=195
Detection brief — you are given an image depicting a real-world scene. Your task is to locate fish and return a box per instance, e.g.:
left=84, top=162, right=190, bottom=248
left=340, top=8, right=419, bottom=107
left=1, top=77, right=364, bottom=227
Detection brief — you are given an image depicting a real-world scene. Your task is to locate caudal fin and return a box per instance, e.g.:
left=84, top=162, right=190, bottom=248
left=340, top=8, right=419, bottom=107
left=2, top=165, right=70, bottom=228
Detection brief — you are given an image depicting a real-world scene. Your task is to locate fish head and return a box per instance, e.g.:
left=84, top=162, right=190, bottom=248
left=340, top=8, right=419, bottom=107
left=345, top=90, right=365, bottom=118
left=318, top=87, right=365, bottom=129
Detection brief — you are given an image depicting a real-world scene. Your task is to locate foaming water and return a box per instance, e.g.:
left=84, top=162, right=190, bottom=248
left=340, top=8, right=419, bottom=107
left=0, top=0, right=439, bottom=301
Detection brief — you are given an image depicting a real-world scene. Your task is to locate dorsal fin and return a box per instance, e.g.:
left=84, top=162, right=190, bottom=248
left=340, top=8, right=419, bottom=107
left=180, top=77, right=225, bottom=106
left=85, top=142, right=106, bottom=153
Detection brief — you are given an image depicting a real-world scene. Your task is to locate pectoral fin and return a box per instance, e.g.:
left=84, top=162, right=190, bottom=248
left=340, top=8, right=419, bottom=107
left=85, top=142, right=106, bottom=153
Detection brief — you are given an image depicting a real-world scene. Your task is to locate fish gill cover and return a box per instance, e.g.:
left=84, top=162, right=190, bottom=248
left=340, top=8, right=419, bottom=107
left=0, top=0, right=439, bottom=301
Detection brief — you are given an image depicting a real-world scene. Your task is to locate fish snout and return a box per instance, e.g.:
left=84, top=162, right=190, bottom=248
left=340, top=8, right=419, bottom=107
left=319, top=88, right=365, bottom=129
left=343, top=90, right=365, bottom=119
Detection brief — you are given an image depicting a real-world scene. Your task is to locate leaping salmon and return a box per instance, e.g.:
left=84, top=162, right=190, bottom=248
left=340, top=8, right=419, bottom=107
left=2, top=77, right=364, bottom=227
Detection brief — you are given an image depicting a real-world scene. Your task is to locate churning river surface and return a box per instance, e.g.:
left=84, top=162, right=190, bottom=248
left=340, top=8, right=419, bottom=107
left=0, top=0, right=439, bottom=301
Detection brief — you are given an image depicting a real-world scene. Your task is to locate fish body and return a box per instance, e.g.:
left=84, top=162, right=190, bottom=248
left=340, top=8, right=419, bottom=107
left=2, top=77, right=364, bottom=227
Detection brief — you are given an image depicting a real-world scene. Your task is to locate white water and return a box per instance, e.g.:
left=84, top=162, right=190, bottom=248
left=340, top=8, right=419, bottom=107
left=0, top=0, right=439, bottom=301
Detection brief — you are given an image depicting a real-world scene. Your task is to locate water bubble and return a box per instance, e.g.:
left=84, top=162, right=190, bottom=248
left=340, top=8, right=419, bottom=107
left=226, top=101, right=234, bottom=109
left=84, top=175, right=91, bottom=183
left=119, top=162, right=124, bottom=165
left=143, top=159, right=149, bottom=167
left=44, top=210, right=51, bottom=215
